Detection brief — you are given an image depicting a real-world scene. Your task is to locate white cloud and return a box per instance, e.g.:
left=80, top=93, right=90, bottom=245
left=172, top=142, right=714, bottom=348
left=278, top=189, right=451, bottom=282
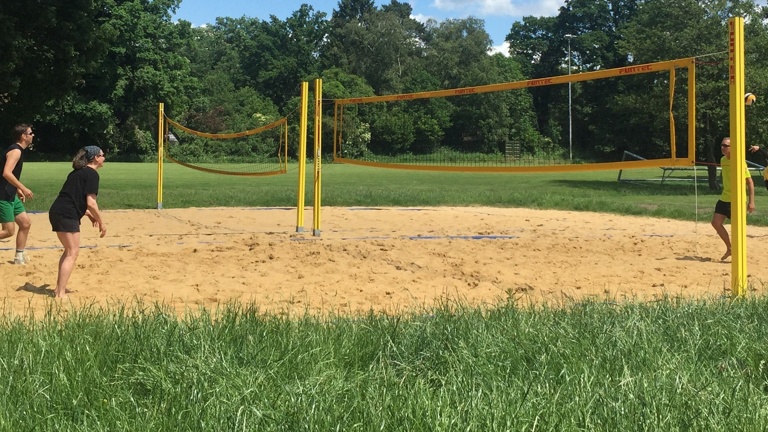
left=412, top=0, right=566, bottom=46
left=432, top=0, right=516, bottom=15
left=510, top=0, right=563, bottom=17
left=489, top=41, right=510, bottom=56
left=411, top=13, right=434, bottom=24
left=432, top=0, right=561, bottom=18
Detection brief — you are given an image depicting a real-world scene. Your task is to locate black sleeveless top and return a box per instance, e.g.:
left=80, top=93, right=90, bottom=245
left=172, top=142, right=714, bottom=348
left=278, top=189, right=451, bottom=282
left=0, top=143, right=24, bottom=201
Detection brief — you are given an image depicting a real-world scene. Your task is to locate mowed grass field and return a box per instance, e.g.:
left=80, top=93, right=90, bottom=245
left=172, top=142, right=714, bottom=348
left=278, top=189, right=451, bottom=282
left=4, top=161, right=768, bottom=430
left=19, top=161, right=768, bottom=224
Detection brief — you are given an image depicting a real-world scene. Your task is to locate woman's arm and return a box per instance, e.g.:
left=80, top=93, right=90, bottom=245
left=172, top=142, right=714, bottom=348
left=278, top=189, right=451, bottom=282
left=86, top=194, right=106, bottom=237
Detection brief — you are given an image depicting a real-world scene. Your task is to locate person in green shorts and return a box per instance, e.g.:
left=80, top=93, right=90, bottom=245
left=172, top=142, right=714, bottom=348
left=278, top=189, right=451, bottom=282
left=712, top=137, right=755, bottom=261
left=0, top=124, right=35, bottom=265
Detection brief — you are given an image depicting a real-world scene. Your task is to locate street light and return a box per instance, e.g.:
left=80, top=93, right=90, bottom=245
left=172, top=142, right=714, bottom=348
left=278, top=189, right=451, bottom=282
left=565, top=34, right=575, bottom=161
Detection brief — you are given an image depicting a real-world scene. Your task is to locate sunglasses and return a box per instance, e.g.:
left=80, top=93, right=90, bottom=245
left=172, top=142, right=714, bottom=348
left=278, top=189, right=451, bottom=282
left=721, top=144, right=730, bottom=147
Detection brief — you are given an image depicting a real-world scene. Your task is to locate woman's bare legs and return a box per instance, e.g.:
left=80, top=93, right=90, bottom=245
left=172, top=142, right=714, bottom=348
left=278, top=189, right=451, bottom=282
left=54, top=231, right=80, bottom=299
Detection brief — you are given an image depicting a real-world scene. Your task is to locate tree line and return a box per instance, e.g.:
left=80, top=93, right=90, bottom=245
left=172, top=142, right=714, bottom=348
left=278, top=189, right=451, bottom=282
left=2, top=0, right=768, bottom=168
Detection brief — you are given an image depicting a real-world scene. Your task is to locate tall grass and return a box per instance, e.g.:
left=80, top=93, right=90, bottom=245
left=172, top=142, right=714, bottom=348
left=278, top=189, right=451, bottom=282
left=9, top=162, right=768, bottom=430
left=1, top=298, right=768, bottom=430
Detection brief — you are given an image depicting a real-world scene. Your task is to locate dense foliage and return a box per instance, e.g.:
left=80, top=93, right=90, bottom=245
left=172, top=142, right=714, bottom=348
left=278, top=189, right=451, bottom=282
left=3, top=0, right=768, bottom=170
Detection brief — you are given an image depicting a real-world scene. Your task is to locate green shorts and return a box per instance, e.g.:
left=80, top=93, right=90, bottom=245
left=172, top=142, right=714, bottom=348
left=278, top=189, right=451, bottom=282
left=0, top=196, right=26, bottom=223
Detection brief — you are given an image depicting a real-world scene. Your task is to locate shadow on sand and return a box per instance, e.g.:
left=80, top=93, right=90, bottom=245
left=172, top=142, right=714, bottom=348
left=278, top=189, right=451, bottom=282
left=676, top=255, right=724, bottom=263
left=16, top=282, right=53, bottom=297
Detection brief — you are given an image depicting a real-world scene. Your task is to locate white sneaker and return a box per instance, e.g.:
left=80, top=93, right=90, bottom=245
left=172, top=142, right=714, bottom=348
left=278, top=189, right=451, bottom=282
left=13, top=252, right=28, bottom=265
left=22, top=251, right=30, bottom=263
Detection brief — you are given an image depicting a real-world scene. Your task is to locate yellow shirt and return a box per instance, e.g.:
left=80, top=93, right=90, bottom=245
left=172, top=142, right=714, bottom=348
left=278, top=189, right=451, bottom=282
left=720, top=156, right=751, bottom=202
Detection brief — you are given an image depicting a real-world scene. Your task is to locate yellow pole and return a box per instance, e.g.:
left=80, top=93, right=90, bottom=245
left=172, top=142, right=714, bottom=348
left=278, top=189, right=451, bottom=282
left=157, top=103, right=164, bottom=210
left=333, top=102, right=338, bottom=158
left=669, top=67, right=676, bottom=158
left=313, top=78, right=323, bottom=236
left=729, top=17, right=747, bottom=297
left=283, top=119, right=289, bottom=172
left=296, top=82, right=309, bottom=232
left=688, top=60, right=696, bottom=165
left=338, top=104, right=345, bottom=161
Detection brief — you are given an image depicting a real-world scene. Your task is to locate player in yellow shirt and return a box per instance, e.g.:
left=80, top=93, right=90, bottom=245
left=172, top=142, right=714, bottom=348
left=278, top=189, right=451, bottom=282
left=713, top=137, right=755, bottom=261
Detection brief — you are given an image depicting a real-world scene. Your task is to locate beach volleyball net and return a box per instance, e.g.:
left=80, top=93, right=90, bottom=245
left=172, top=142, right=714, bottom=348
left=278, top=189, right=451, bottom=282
left=162, top=114, right=289, bottom=177
left=332, top=57, right=696, bottom=173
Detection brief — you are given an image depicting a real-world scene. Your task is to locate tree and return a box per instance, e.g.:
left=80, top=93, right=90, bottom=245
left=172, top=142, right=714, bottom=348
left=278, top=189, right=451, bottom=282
left=505, top=16, right=563, bottom=150
left=331, top=0, right=375, bottom=24
left=620, top=0, right=759, bottom=188
left=231, top=7, right=328, bottom=107
left=506, top=0, right=643, bottom=160
left=424, top=18, right=523, bottom=154
left=0, top=0, right=200, bottom=157
left=63, top=0, right=196, bottom=156
left=0, top=0, right=114, bottom=145
left=490, top=55, right=545, bottom=155
left=321, top=0, right=424, bottom=94
left=312, top=67, right=376, bottom=159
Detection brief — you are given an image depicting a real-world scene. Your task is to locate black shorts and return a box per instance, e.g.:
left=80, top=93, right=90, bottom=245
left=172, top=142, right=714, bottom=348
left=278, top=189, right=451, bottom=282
left=49, top=212, right=80, bottom=233
left=764, top=179, right=768, bottom=193
left=714, top=200, right=731, bottom=219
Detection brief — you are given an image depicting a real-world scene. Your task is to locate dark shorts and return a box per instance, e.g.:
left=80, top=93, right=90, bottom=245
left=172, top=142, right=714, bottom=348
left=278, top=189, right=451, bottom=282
left=764, top=179, right=768, bottom=193
left=49, top=212, right=80, bottom=233
left=714, top=200, right=731, bottom=219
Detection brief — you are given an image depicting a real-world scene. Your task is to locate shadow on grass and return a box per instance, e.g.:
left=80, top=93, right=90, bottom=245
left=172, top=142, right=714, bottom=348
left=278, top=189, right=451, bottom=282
left=16, top=283, right=53, bottom=297
left=551, top=179, right=722, bottom=196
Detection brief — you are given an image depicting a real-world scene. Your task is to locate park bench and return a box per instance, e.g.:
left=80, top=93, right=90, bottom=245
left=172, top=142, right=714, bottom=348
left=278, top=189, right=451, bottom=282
left=617, top=150, right=765, bottom=184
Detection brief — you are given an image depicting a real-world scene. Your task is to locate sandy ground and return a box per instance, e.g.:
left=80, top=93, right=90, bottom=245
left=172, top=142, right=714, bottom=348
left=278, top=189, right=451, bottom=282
left=2, top=206, right=767, bottom=318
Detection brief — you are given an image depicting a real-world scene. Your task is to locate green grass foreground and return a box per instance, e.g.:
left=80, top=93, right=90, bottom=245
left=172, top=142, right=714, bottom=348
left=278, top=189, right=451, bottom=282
left=1, top=299, right=768, bottom=430
left=9, top=162, right=768, bottom=430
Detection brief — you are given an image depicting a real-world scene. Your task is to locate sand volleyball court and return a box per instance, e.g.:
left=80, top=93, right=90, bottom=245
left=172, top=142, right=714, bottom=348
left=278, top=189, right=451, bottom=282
left=3, top=207, right=767, bottom=317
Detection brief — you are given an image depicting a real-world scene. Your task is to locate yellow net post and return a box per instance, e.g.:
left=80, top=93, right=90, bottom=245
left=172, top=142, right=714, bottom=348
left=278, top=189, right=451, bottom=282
left=157, top=102, right=164, bottom=210
left=296, top=82, right=309, bottom=232
left=688, top=61, right=696, bottom=165
left=729, top=17, right=747, bottom=297
left=313, top=78, right=323, bottom=237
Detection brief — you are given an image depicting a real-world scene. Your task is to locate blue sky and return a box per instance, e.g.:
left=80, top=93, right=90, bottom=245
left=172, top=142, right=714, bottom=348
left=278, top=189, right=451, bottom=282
left=172, top=0, right=567, bottom=55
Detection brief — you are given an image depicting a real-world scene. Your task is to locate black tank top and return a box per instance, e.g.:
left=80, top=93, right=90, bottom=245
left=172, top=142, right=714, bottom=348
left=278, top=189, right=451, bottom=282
left=0, top=143, right=24, bottom=201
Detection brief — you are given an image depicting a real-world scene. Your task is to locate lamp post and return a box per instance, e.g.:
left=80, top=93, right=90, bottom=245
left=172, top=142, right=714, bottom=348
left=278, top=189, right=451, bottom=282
left=565, top=34, right=575, bottom=161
